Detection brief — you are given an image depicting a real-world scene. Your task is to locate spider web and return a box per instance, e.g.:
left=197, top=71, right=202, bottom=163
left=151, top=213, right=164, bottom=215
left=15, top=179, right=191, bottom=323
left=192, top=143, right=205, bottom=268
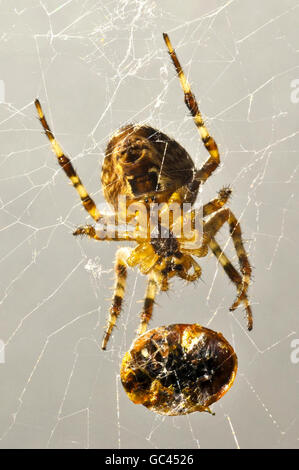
left=0, top=0, right=298, bottom=449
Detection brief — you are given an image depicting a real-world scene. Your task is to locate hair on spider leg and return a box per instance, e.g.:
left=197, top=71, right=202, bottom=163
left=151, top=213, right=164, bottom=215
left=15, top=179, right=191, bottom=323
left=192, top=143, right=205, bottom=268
left=136, top=297, right=159, bottom=306
left=180, top=274, right=206, bottom=290
left=229, top=303, right=251, bottom=323
left=73, top=224, right=96, bottom=237
left=106, top=294, right=128, bottom=310
left=218, top=186, right=232, bottom=201
left=245, top=265, right=255, bottom=283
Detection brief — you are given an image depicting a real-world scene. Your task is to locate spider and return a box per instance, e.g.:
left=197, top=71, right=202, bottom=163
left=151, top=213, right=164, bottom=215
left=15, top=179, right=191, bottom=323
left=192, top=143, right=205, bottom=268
left=35, top=33, right=252, bottom=351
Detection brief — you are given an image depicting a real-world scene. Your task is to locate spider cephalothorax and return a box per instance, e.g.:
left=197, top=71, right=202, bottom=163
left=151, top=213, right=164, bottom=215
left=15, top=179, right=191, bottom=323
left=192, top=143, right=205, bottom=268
left=35, top=33, right=252, bottom=351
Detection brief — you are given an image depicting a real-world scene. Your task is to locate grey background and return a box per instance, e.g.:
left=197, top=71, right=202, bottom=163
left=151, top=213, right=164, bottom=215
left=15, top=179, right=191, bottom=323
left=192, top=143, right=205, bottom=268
left=0, top=0, right=298, bottom=449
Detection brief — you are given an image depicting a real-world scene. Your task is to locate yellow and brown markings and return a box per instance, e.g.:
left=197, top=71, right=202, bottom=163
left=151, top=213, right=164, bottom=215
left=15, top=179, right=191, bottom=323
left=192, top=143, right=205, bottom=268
left=209, top=236, right=253, bottom=330
left=35, top=99, right=101, bottom=222
left=102, top=248, right=129, bottom=350
left=138, top=276, right=158, bottom=336
left=202, top=208, right=252, bottom=329
left=121, top=324, right=238, bottom=415
left=162, top=33, right=220, bottom=185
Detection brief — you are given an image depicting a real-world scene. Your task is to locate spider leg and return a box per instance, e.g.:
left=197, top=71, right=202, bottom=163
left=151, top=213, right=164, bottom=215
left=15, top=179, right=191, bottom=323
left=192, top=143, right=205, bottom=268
left=163, top=34, right=219, bottom=185
left=202, top=209, right=252, bottom=330
left=202, top=187, right=232, bottom=217
left=137, top=273, right=159, bottom=336
left=35, top=99, right=101, bottom=222
left=73, top=224, right=142, bottom=242
left=177, top=256, right=202, bottom=282
left=102, top=247, right=130, bottom=350
left=183, top=186, right=232, bottom=246
left=209, top=237, right=253, bottom=330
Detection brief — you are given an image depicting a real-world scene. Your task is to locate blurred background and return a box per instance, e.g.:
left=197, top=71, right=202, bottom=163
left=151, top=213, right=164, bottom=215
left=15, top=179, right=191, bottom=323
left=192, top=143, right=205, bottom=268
left=0, top=0, right=298, bottom=449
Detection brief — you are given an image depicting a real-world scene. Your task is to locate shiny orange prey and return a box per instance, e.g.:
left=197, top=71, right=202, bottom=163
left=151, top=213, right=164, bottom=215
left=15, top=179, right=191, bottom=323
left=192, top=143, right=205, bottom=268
left=121, top=324, right=238, bottom=416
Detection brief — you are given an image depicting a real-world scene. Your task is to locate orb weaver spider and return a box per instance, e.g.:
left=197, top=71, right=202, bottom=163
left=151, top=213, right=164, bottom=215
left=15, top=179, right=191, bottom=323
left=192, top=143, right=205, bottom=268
left=35, top=33, right=252, bottom=350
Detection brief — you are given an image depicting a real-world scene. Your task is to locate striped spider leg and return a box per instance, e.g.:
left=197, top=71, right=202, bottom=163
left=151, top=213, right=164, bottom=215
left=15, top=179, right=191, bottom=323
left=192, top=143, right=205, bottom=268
left=163, top=33, right=252, bottom=329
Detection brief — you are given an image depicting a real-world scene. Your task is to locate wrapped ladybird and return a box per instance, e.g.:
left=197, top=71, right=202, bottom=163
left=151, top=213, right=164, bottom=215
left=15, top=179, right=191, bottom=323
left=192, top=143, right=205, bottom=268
left=120, top=324, right=237, bottom=415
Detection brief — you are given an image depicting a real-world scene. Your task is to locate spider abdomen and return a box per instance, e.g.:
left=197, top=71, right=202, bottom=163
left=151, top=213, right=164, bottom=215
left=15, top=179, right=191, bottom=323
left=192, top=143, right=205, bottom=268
left=101, top=124, right=196, bottom=209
